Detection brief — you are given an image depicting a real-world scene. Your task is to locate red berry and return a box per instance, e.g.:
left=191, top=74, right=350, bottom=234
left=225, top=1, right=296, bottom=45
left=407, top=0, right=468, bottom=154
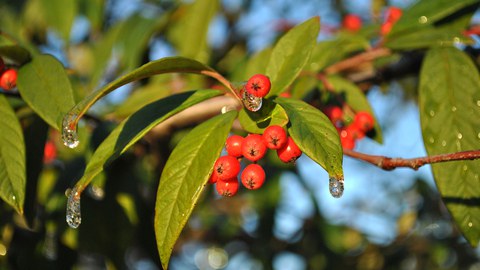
left=340, top=127, right=357, bottom=149
left=386, top=7, right=403, bottom=23
left=342, top=14, right=362, bottom=32
left=241, top=164, right=266, bottom=190
left=242, top=134, right=267, bottom=162
left=279, top=91, right=291, bottom=98
left=263, top=125, right=287, bottom=149
left=277, top=137, right=302, bottom=163
left=225, top=135, right=244, bottom=158
left=353, top=111, right=375, bottom=133
left=344, top=124, right=365, bottom=140
left=216, top=177, right=239, bottom=197
left=213, top=155, right=241, bottom=180
left=43, top=141, right=57, bottom=164
left=208, top=171, right=219, bottom=184
left=0, top=69, right=17, bottom=91
left=323, top=106, right=343, bottom=125
left=380, top=21, right=393, bottom=36
left=245, top=74, right=271, bottom=98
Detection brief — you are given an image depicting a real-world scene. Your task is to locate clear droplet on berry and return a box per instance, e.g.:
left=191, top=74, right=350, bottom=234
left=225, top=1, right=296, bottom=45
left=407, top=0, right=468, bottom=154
left=66, top=186, right=82, bottom=229
left=241, top=88, right=262, bottom=112
left=62, top=112, right=79, bottom=148
left=329, top=176, right=344, bottom=198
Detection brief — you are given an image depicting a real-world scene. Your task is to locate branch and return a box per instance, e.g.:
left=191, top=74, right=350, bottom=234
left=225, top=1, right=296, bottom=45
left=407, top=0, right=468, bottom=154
left=343, top=149, right=480, bottom=171
left=325, top=47, right=391, bottom=75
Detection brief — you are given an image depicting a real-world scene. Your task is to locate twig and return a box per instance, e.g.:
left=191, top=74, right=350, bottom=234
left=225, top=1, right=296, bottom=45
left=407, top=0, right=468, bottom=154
left=325, top=47, right=391, bottom=75
left=343, top=149, right=480, bottom=171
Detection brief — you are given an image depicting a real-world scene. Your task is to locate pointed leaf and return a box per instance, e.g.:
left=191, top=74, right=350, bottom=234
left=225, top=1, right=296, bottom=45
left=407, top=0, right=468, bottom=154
left=39, top=0, right=77, bottom=41
left=266, top=17, right=320, bottom=97
left=419, top=47, right=480, bottom=247
left=275, top=97, right=343, bottom=178
left=238, top=99, right=289, bottom=134
left=155, top=111, right=237, bottom=268
left=17, top=54, right=76, bottom=130
left=74, top=90, right=221, bottom=191
left=0, top=95, right=26, bottom=214
left=65, top=56, right=224, bottom=130
left=0, top=45, right=31, bottom=65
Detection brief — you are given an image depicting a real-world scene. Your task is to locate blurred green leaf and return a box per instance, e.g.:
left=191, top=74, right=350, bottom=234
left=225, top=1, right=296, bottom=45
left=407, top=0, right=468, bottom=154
left=75, top=90, right=221, bottom=191
left=266, top=17, right=320, bottom=97
left=321, top=75, right=383, bottom=143
left=155, top=110, right=237, bottom=269
left=79, top=0, right=105, bottom=33
left=17, top=54, right=76, bottom=130
left=0, top=45, right=31, bottom=65
left=419, top=47, right=480, bottom=247
left=245, top=47, right=272, bottom=78
left=386, top=26, right=471, bottom=50
left=275, top=97, right=343, bottom=178
left=391, top=0, right=480, bottom=35
left=39, top=0, right=77, bottom=41
left=0, top=95, right=26, bottom=214
left=238, top=99, right=289, bottom=134
left=169, top=0, right=219, bottom=62
left=67, top=56, right=223, bottom=129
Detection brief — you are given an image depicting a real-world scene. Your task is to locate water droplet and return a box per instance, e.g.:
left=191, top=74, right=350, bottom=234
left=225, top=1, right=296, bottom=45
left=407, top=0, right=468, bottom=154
left=418, top=16, right=428, bottom=24
left=62, top=112, right=80, bottom=149
left=468, top=222, right=473, bottom=228
left=462, top=165, right=468, bottom=171
left=475, top=174, right=479, bottom=180
left=89, top=185, right=105, bottom=200
left=241, top=88, right=262, bottom=112
left=329, top=176, right=344, bottom=198
left=476, top=100, right=480, bottom=107
left=428, top=137, right=435, bottom=144
left=451, top=106, right=457, bottom=112
left=429, top=110, right=435, bottom=117
left=66, top=186, right=81, bottom=229
left=441, top=140, right=447, bottom=147
left=477, top=132, right=480, bottom=139
left=11, top=195, right=15, bottom=201
left=457, top=133, right=463, bottom=139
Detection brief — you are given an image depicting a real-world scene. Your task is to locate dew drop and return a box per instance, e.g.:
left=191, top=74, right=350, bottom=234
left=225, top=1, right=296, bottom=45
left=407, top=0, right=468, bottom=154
left=329, top=176, right=344, bottom=198
left=11, top=195, right=15, bottom=201
left=62, top=112, right=80, bottom=149
left=457, top=133, right=463, bottom=139
left=468, top=222, right=473, bottom=228
left=428, top=137, right=435, bottom=144
left=441, top=140, right=447, bottom=147
left=462, top=165, right=468, bottom=171
left=477, top=132, right=480, bottom=139
left=66, top=186, right=81, bottom=229
left=476, top=100, right=480, bottom=107
left=241, top=88, right=262, bottom=112
left=451, top=106, right=457, bottom=112
left=429, top=110, right=435, bottom=117
left=418, top=16, right=428, bottom=24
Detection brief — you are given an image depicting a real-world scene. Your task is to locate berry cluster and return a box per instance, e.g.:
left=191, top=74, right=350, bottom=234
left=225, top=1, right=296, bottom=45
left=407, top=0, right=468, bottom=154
left=0, top=58, right=18, bottom=91
left=210, top=125, right=302, bottom=197
left=323, top=106, right=375, bottom=150
left=380, top=7, right=403, bottom=36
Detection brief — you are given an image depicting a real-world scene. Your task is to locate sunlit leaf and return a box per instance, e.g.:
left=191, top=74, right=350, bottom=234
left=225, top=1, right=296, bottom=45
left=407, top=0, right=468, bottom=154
left=155, top=111, right=237, bottom=269
left=17, top=54, right=76, bottom=130
left=275, top=97, right=343, bottom=178
left=266, top=17, right=320, bottom=97
left=74, top=90, right=221, bottom=191
left=419, top=47, right=480, bottom=247
left=238, top=99, right=289, bottom=134
left=0, top=95, right=26, bottom=214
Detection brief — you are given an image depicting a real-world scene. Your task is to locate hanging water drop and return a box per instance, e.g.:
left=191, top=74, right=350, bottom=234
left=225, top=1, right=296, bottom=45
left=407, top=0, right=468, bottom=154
left=66, top=186, right=82, bottom=229
left=62, top=112, right=80, bottom=148
left=329, top=176, right=344, bottom=198
left=241, top=88, right=262, bottom=112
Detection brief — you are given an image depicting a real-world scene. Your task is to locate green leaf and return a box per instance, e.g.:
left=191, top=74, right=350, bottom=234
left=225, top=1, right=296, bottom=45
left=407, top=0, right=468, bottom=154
left=275, top=97, right=343, bottom=177
left=0, top=95, right=26, bottom=214
left=155, top=110, right=237, bottom=269
left=266, top=17, right=320, bottom=97
left=39, top=0, right=77, bottom=41
left=169, top=0, right=219, bottom=62
left=245, top=47, right=272, bottom=78
left=386, top=26, right=471, bottom=50
left=74, top=90, right=221, bottom=191
left=419, top=47, right=480, bottom=247
left=320, top=75, right=383, bottom=143
left=238, top=99, right=289, bottom=134
left=0, top=45, right=31, bottom=65
left=65, top=56, right=223, bottom=129
left=79, top=0, right=105, bottom=33
left=17, top=54, right=76, bottom=130
left=391, top=0, right=480, bottom=35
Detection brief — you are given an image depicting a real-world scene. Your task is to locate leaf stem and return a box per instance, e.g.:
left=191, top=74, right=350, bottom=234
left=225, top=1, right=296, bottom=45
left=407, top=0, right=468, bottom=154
left=343, top=149, right=480, bottom=170
left=201, top=70, right=242, bottom=101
